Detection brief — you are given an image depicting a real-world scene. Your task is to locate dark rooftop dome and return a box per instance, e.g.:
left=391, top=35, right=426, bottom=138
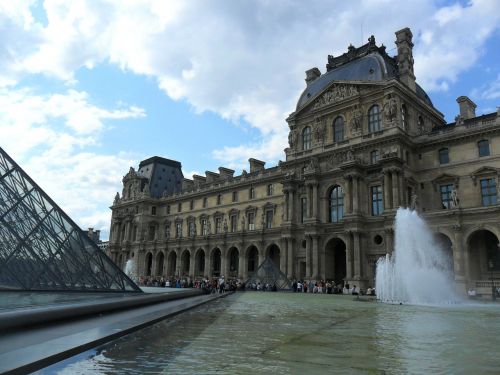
left=296, top=35, right=433, bottom=111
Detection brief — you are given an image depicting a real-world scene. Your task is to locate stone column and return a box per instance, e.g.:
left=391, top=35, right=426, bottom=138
left=279, top=239, right=287, bottom=273
left=452, top=225, right=466, bottom=282
left=312, top=182, right=318, bottom=219
left=345, top=231, right=353, bottom=279
left=287, top=238, right=295, bottom=278
left=306, top=183, right=312, bottom=219
left=343, top=175, right=352, bottom=214
left=352, top=176, right=359, bottom=213
left=238, top=250, right=245, bottom=279
left=312, top=235, right=319, bottom=279
left=306, top=236, right=312, bottom=278
left=204, top=252, right=210, bottom=278
left=288, top=189, right=295, bottom=223
left=392, top=169, right=400, bottom=209
left=383, top=170, right=392, bottom=210
left=284, top=190, right=290, bottom=221
left=353, top=231, right=361, bottom=279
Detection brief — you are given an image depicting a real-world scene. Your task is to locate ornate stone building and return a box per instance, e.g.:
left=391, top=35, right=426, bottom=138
left=107, top=28, right=500, bottom=295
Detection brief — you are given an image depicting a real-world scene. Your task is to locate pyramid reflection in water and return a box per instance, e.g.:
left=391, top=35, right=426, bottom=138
left=0, top=147, right=141, bottom=292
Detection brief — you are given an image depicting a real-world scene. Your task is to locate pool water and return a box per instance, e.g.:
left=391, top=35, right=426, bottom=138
left=40, top=292, right=500, bottom=374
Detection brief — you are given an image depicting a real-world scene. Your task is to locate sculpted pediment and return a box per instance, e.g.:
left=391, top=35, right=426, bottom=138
left=310, top=83, right=360, bottom=111
left=470, top=166, right=499, bottom=185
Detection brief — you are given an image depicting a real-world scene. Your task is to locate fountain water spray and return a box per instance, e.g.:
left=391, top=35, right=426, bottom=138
left=124, top=259, right=137, bottom=281
left=376, top=208, right=461, bottom=305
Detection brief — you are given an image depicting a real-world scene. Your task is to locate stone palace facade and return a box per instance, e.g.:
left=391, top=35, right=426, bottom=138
left=107, top=28, right=500, bottom=295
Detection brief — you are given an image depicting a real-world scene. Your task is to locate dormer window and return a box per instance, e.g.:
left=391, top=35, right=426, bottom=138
left=333, top=116, right=344, bottom=142
left=302, top=126, right=312, bottom=150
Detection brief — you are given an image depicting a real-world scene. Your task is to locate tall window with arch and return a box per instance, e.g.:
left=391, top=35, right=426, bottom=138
left=302, top=126, right=312, bottom=150
left=333, top=116, right=344, bottom=142
left=368, top=105, right=381, bottom=133
left=329, top=186, right=344, bottom=222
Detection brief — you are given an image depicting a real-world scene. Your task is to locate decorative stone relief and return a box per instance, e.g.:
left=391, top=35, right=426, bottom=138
left=288, top=129, right=298, bottom=149
left=313, top=116, right=326, bottom=145
left=349, top=105, right=363, bottom=135
left=383, top=94, right=398, bottom=126
left=312, top=84, right=359, bottom=110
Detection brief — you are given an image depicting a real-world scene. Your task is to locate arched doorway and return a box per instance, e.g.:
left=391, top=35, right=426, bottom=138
left=167, top=251, right=177, bottom=277
left=156, top=252, right=164, bottom=276
left=325, top=238, right=346, bottom=285
left=195, top=249, right=205, bottom=277
left=145, top=252, right=153, bottom=276
left=228, top=247, right=239, bottom=277
left=212, top=248, right=221, bottom=277
left=247, top=246, right=259, bottom=274
left=468, top=230, right=500, bottom=280
left=434, top=233, right=454, bottom=272
left=181, top=250, right=190, bottom=277
left=267, top=244, right=280, bottom=270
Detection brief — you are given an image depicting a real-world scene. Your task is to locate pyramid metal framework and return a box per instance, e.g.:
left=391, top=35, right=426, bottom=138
left=245, top=257, right=292, bottom=290
left=0, top=147, right=141, bottom=292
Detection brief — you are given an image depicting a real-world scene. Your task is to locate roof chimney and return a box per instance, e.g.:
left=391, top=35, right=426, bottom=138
left=205, top=171, right=219, bottom=183
left=395, top=27, right=416, bottom=92
left=305, top=67, right=321, bottom=86
left=456, top=96, right=477, bottom=120
left=249, top=158, right=265, bottom=173
left=218, top=167, right=235, bottom=180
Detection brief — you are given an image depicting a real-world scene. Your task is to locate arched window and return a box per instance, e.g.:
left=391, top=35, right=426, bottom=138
left=329, top=186, right=344, bottom=222
left=333, top=116, right=344, bottom=142
left=401, top=104, right=407, bottom=130
left=368, top=105, right=381, bottom=133
left=438, top=148, right=449, bottom=164
left=302, top=126, right=312, bottom=150
left=478, top=140, right=490, bottom=157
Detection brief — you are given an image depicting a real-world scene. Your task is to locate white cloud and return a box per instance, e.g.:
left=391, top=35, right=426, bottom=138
left=471, top=73, right=500, bottom=101
left=0, top=87, right=145, bottom=238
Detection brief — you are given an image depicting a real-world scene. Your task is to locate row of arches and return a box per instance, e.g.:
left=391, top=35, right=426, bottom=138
left=141, top=244, right=282, bottom=279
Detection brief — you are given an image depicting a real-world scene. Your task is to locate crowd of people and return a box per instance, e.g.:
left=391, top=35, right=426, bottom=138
left=291, top=280, right=376, bottom=296
left=136, top=275, right=376, bottom=296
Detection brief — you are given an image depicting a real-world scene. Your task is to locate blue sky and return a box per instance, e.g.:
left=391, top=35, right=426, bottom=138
left=0, top=0, right=499, bottom=239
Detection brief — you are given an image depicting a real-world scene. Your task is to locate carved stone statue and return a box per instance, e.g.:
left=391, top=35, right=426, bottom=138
left=288, top=130, right=298, bottom=149
left=350, top=105, right=362, bottom=134
left=223, top=218, right=228, bottom=233
left=114, top=192, right=120, bottom=205
left=313, top=117, right=326, bottom=144
left=383, top=94, right=398, bottom=123
left=261, top=211, right=266, bottom=229
left=451, top=188, right=459, bottom=208
left=206, top=220, right=211, bottom=234
left=410, top=193, right=418, bottom=210
left=241, top=216, right=246, bottom=230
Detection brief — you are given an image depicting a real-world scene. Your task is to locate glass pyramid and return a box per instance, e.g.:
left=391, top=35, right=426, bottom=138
left=245, top=257, right=292, bottom=290
left=0, top=147, right=141, bottom=292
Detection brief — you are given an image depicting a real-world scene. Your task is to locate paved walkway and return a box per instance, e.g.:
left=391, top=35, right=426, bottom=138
left=0, top=292, right=230, bottom=374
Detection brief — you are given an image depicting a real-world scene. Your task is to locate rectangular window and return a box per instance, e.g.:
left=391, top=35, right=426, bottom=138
left=217, top=194, right=222, bottom=205
left=175, top=223, right=182, bottom=238
left=266, top=210, right=273, bottom=229
left=439, top=148, right=449, bottom=164
left=148, top=225, right=156, bottom=241
left=189, top=222, right=196, bottom=237
left=481, top=178, right=497, bottom=206
left=151, top=206, right=156, bottom=215
left=370, top=150, right=380, bottom=164
left=267, top=184, right=274, bottom=196
left=248, top=212, right=255, bottom=231
left=215, top=217, right=222, bottom=234
left=230, top=214, right=237, bottom=232
left=478, top=140, right=490, bottom=157
left=203, top=197, right=207, bottom=208
left=190, top=200, right=194, bottom=210
left=371, top=186, right=383, bottom=216
left=301, top=197, right=307, bottom=223
left=167, top=205, right=170, bottom=214
left=440, top=184, right=453, bottom=209
left=178, top=202, right=182, bottom=212
left=201, top=219, right=208, bottom=235
left=249, top=188, right=255, bottom=199
left=232, top=191, right=238, bottom=202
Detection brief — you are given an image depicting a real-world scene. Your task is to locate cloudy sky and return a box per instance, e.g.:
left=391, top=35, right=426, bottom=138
left=1, top=0, right=499, bottom=239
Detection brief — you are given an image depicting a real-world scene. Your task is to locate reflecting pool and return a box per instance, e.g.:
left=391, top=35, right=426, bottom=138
left=41, top=292, right=500, bottom=374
